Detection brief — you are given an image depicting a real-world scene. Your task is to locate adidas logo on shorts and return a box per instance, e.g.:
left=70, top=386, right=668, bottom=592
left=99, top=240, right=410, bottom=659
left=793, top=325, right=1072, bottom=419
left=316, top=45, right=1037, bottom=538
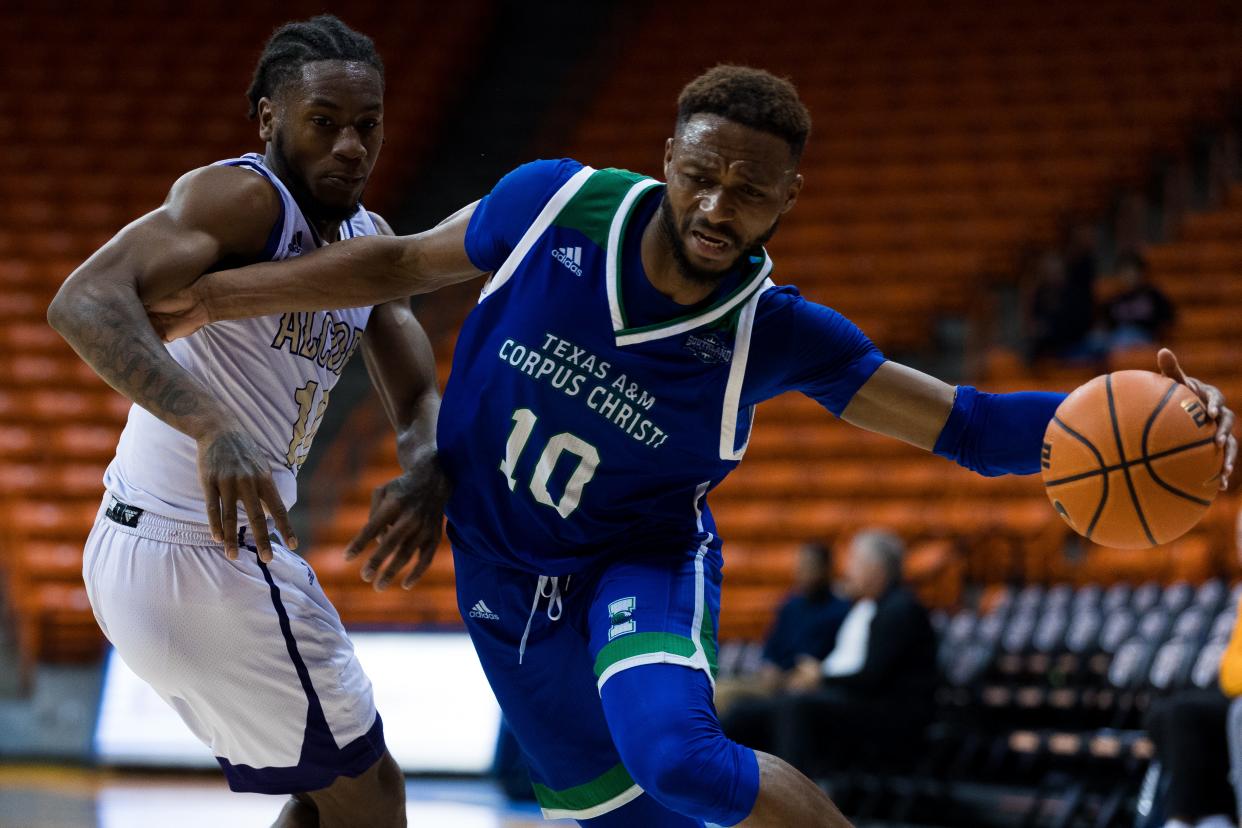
left=551, top=246, right=583, bottom=276
left=469, top=600, right=500, bottom=621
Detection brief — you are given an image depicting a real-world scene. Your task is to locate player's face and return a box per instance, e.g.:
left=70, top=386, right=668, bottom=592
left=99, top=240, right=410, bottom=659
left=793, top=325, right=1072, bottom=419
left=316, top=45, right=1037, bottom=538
left=661, top=114, right=802, bottom=283
left=259, top=60, right=384, bottom=223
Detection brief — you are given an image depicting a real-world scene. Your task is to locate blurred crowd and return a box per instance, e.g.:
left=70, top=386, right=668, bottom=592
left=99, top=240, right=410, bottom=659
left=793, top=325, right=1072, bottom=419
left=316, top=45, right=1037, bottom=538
left=1023, top=236, right=1175, bottom=365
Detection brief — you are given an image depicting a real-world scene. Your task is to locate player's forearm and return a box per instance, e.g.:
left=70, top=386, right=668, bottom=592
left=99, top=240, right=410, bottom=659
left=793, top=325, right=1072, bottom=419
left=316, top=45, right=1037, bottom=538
left=48, top=279, right=236, bottom=439
left=933, top=387, right=1065, bottom=476
left=196, top=234, right=412, bottom=322
left=395, top=391, right=440, bottom=473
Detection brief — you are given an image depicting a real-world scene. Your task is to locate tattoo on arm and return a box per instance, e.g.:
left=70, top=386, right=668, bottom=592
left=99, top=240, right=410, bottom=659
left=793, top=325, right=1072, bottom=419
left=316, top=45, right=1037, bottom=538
left=54, top=285, right=223, bottom=435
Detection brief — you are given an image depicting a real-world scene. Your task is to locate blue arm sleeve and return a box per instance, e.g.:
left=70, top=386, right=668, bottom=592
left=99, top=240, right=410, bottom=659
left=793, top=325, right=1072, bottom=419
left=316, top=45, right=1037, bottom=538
left=463, top=158, right=584, bottom=272
left=742, top=287, right=887, bottom=414
left=932, top=386, right=1067, bottom=476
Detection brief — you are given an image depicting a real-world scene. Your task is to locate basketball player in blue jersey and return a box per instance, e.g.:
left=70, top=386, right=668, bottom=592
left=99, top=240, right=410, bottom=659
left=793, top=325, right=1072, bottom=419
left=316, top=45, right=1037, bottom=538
left=48, top=16, right=446, bottom=827
left=150, top=66, right=1237, bottom=827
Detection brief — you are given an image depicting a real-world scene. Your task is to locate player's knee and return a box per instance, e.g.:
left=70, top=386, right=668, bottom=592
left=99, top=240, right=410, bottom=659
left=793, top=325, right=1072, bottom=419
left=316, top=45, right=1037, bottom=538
left=314, top=752, right=405, bottom=826
left=603, top=669, right=758, bottom=825
left=615, top=715, right=754, bottom=824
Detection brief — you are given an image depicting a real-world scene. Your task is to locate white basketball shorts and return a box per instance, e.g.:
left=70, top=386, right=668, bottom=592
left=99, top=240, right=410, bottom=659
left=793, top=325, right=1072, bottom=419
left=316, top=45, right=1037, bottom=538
left=82, top=494, right=385, bottom=793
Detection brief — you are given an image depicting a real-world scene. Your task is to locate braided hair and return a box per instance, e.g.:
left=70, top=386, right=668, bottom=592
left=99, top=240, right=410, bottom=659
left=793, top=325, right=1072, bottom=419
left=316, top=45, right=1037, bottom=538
left=246, top=14, right=384, bottom=119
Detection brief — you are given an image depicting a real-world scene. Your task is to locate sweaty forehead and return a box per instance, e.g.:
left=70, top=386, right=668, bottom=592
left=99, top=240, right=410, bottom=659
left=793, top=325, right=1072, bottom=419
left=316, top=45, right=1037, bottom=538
left=285, top=60, right=383, bottom=109
left=673, top=114, right=794, bottom=178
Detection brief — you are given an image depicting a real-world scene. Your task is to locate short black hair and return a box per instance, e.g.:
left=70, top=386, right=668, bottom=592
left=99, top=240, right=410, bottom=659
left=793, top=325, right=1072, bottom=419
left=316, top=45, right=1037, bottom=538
left=246, top=14, right=384, bottom=119
left=800, top=541, right=832, bottom=569
left=676, top=65, right=812, bottom=161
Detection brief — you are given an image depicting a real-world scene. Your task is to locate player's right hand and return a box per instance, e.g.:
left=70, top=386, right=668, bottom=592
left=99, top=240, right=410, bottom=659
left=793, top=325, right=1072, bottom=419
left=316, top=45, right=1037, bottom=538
left=147, top=282, right=211, bottom=342
left=345, top=457, right=450, bottom=591
left=196, top=427, right=297, bottom=562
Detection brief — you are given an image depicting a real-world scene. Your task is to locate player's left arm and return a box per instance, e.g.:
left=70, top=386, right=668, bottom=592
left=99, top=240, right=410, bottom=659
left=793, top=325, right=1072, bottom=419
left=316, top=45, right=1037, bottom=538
left=840, top=349, right=1236, bottom=489
left=345, top=213, right=451, bottom=591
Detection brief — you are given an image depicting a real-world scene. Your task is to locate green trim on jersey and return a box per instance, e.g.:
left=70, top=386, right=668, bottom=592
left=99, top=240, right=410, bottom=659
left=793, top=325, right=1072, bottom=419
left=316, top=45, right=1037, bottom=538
left=591, top=629, right=723, bottom=679
left=547, top=166, right=775, bottom=346
left=614, top=252, right=770, bottom=339
left=700, top=606, right=719, bottom=678
left=552, top=167, right=649, bottom=251
left=593, top=632, right=698, bottom=677
left=532, top=761, right=638, bottom=813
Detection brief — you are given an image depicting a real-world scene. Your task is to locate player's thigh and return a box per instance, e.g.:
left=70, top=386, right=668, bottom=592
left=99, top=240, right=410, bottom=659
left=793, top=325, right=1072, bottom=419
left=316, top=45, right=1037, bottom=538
left=87, top=521, right=382, bottom=789
left=588, top=544, right=723, bottom=694
left=454, top=546, right=687, bottom=824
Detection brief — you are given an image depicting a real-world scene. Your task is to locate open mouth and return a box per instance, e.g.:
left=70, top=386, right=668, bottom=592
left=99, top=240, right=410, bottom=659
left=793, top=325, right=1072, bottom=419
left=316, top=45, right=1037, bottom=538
left=690, top=228, right=732, bottom=256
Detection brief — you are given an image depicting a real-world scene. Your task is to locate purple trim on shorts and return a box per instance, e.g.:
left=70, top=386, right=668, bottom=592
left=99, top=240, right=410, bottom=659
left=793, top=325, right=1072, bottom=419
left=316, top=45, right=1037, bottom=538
left=216, top=553, right=386, bottom=794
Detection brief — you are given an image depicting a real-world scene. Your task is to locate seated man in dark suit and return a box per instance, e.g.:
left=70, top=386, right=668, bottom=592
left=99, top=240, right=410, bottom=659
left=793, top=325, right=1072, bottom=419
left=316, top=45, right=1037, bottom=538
left=715, top=541, right=851, bottom=717
left=723, top=529, right=938, bottom=774
left=778, top=528, right=938, bottom=773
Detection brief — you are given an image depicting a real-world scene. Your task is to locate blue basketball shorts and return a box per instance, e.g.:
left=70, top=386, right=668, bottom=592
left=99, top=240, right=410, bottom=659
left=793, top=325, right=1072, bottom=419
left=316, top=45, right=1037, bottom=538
left=454, top=541, right=758, bottom=825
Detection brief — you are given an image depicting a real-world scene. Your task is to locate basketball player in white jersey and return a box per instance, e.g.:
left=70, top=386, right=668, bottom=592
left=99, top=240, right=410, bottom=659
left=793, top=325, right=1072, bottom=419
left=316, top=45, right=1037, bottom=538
left=47, top=16, right=443, bottom=827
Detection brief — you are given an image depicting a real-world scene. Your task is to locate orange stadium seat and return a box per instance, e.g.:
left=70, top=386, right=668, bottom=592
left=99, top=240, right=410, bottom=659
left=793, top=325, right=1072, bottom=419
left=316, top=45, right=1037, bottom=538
left=8, top=0, right=1242, bottom=664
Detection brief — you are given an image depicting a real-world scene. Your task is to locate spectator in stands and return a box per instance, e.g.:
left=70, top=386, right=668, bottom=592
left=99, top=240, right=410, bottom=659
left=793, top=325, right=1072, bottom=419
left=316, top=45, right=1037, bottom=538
left=714, top=541, right=851, bottom=717
left=1148, top=690, right=1235, bottom=828
left=1151, top=507, right=1241, bottom=828
left=722, top=530, right=937, bottom=775
left=1024, top=248, right=1096, bottom=362
left=1225, top=508, right=1242, bottom=828
left=1098, top=252, right=1175, bottom=352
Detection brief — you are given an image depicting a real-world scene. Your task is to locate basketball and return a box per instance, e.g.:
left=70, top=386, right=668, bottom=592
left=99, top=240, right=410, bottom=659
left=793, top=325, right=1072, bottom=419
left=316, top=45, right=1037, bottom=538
left=1042, top=370, right=1222, bottom=549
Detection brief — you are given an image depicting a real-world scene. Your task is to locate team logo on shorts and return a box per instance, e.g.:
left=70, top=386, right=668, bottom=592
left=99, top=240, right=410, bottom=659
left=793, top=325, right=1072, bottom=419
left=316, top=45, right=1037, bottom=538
left=104, top=499, right=143, bottom=528
left=469, top=600, right=500, bottom=621
left=608, top=597, right=636, bottom=640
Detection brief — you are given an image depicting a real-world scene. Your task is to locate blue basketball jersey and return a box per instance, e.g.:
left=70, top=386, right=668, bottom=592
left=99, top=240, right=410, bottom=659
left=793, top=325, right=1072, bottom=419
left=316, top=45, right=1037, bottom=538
left=438, top=160, right=885, bottom=574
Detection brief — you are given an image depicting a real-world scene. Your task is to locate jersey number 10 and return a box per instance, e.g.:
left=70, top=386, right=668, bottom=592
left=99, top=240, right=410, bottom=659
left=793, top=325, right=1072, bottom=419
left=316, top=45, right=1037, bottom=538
left=500, top=408, right=600, bottom=519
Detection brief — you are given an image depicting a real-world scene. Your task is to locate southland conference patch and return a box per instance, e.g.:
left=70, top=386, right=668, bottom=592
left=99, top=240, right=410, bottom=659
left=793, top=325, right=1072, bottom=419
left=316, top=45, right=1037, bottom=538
left=683, top=331, right=732, bottom=364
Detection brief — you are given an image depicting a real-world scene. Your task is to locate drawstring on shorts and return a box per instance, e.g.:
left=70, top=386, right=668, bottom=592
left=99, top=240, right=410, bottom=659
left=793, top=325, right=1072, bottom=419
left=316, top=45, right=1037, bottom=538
left=518, top=574, right=571, bottom=664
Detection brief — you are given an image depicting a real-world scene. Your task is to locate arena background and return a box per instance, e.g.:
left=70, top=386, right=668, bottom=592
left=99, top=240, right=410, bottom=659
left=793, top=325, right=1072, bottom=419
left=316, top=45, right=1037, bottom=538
left=1, top=0, right=1241, bottom=825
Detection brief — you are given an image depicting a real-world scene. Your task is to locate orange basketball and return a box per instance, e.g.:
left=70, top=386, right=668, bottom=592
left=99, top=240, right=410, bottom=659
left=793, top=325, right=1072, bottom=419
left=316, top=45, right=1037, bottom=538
left=1042, top=370, right=1222, bottom=549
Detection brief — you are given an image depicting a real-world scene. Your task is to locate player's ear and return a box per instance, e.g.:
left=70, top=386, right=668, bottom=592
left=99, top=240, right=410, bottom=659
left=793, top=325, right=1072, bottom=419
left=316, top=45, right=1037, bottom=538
left=257, top=98, right=276, bottom=142
left=662, top=137, right=674, bottom=179
left=781, top=173, right=804, bottom=215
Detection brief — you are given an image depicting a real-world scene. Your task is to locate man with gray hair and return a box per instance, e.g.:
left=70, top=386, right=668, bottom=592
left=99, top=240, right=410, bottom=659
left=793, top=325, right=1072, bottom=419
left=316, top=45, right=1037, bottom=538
left=772, top=528, right=937, bottom=775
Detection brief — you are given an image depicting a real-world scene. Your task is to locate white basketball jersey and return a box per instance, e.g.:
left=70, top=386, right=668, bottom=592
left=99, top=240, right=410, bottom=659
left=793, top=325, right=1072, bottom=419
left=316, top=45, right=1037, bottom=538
left=104, top=153, right=377, bottom=524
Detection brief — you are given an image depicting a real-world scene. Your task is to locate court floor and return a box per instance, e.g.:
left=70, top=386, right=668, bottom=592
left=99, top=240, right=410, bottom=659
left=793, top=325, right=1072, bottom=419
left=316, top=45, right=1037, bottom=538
left=0, top=765, right=573, bottom=828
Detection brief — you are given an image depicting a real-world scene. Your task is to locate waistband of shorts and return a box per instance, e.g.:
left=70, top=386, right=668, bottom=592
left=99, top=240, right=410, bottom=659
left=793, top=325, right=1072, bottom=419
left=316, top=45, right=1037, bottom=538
left=99, top=493, right=269, bottom=547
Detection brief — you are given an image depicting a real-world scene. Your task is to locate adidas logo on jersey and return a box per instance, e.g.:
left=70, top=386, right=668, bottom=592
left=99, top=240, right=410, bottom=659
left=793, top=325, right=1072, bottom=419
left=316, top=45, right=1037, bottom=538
left=551, top=246, right=584, bottom=276
left=469, top=600, right=500, bottom=621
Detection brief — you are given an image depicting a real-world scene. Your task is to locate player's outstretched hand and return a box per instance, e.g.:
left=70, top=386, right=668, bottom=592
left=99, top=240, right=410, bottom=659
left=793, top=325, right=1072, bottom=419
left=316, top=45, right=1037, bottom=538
left=147, top=283, right=211, bottom=342
left=196, top=427, right=297, bottom=562
left=1157, top=348, right=1236, bottom=490
left=345, top=455, right=450, bottom=591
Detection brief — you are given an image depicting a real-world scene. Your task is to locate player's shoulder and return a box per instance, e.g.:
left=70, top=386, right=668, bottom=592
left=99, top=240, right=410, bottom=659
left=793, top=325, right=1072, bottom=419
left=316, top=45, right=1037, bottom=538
left=166, top=163, right=282, bottom=234
left=754, top=282, right=811, bottom=321
left=496, top=158, right=587, bottom=197
left=751, top=282, right=865, bottom=342
left=755, top=283, right=847, bottom=319
left=368, top=211, right=395, bottom=236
